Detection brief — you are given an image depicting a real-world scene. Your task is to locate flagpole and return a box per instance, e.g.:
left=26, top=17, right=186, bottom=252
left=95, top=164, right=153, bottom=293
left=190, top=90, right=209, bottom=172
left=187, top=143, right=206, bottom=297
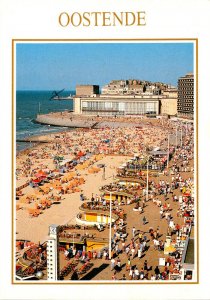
left=146, top=157, right=149, bottom=202
left=181, top=125, right=183, bottom=147
left=167, top=134, right=170, bottom=169
left=109, top=192, right=112, bottom=259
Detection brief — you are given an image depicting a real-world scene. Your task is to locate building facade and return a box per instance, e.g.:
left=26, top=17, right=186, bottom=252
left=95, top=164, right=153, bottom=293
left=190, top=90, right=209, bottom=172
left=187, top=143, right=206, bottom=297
left=101, top=79, right=169, bottom=96
left=177, top=73, right=194, bottom=118
left=74, top=94, right=161, bottom=116
left=160, top=89, right=178, bottom=116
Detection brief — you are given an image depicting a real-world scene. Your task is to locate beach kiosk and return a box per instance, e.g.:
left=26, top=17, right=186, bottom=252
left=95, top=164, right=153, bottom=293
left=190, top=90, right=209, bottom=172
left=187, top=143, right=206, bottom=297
left=103, top=190, right=134, bottom=205
left=76, top=203, right=118, bottom=226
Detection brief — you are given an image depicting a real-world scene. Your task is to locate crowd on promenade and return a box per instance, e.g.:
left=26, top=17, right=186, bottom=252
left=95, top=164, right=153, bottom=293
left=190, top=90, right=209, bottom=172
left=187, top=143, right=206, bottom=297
left=56, top=123, right=194, bottom=280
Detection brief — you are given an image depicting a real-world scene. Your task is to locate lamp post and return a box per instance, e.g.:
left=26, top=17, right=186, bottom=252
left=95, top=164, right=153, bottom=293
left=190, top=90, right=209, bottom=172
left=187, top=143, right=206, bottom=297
left=180, top=125, right=183, bottom=147
left=102, top=165, right=106, bottom=180
left=109, top=192, right=112, bottom=259
left=167, top=133, right=170, bottom=169
left=146, top=157, right=149, bottom=202
left=176, top=125, right=178, bottom=148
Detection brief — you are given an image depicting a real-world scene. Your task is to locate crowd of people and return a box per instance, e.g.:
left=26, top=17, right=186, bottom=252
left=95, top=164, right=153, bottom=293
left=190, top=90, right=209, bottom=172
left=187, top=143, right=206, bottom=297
left=16, top=116, right=195, bottom=281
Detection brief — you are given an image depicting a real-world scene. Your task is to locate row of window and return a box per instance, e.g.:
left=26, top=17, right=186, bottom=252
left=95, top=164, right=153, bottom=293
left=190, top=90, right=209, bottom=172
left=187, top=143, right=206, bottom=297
left=82, top=101, right=158, bottom=114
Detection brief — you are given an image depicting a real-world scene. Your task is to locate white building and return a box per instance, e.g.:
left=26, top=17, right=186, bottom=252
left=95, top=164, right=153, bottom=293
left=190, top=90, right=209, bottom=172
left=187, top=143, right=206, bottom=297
left=74, top=94, right=161, bottom=116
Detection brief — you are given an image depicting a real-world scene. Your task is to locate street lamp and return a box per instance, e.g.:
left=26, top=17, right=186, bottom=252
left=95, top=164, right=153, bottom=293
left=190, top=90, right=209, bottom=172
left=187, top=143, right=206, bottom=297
left=109, top=192, right=112, bottom=259
left=180, top=124, right=183, bottom=147
left=102, top=165, right=106, bottom=180
left=167, top=133, right=170, bottom=169
left=146, top=157, right=149, bottom=202
left=144, top=152, right=151, bottom=203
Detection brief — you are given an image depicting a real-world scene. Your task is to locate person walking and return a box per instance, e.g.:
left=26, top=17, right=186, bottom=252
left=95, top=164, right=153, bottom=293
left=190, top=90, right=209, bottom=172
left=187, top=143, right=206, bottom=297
left=154, top=265, right=160, bottom=278
left=126, top=258, right=132, bottom=271
left=112, top=272, right=117, bottom=280
left=138, top=231, right=143, bottom=243
left=143, top=260, right=148, bottom=271
left=132, top=226, right=136, bottom=238
left=131, top=247, right=135, bottom=259
left=111, top=258, right=115, bottom=271
left=142, top=216, right=147, bottom=225
left=138, top=248, right=142, bottom=259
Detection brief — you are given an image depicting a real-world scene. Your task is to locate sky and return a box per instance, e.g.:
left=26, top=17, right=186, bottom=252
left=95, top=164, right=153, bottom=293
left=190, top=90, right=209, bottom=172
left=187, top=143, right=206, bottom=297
left=16, top=42, right=194, bottom=90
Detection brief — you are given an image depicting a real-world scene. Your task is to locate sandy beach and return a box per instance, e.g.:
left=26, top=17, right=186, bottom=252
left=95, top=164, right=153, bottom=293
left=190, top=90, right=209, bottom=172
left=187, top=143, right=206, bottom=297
left=16, top=154, right=130, bottom=243
left=16, top=117, right=173, bottom=241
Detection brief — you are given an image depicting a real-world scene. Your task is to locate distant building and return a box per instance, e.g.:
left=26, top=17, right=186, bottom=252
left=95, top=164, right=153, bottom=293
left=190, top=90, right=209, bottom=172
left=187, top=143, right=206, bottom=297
left=177, top=73, right=194, bottom=118
left=76, top=85, right=99, bottom=96
left=101, top=79, right=169, bottom=96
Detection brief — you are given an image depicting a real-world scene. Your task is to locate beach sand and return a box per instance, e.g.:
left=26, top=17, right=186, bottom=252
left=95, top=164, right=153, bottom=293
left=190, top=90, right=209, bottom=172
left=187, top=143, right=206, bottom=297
left=16, top=154, right=130, bottom=243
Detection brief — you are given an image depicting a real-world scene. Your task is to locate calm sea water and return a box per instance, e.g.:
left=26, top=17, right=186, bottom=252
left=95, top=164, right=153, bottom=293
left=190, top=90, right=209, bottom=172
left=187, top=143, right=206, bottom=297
left=16, top=90, right=74, bottom=151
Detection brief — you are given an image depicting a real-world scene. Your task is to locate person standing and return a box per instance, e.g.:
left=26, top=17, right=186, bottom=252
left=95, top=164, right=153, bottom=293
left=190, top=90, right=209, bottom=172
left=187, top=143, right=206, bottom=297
left=142, top=216, right=147, bottom=225
left=138, top=248, right=142, bottom=259
left=132, top=226, right=136, bottom=238
left=129, top=268, right=133, bottom=280
left=134, top=267, right=139, bottom=280
left=112, top=272, right=117, bottom=280
left=131, top=247, right=135, bottom=259
left=143, top=260, right=148, bottom=271
left=154, top=266, right=160, bottom=278
left=126, top=258, right=131, bottom=271
left=111, top=257, right=115, bottom=271
left=138, top=231, right=143, bottom=243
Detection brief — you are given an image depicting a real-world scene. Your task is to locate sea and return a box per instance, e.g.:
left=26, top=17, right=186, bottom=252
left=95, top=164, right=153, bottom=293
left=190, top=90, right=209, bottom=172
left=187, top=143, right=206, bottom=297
left=16, top=90, right=75, bottom=152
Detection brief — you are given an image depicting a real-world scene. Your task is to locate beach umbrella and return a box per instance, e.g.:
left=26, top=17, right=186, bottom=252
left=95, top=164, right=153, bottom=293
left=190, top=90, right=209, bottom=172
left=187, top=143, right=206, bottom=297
left=35, top=170, right=47, bottom=178
left=166, top=245, right=176, bottom=253
left=183, top=193, right=191, bottom=197
left=31, top=178, right=41, bottom=184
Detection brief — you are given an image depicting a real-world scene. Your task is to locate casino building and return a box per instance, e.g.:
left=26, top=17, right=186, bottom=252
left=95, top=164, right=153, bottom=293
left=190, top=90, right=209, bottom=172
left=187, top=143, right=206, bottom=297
left=74, top=83, right=177, bottom=117
left=74, top=94, right=161, bottom=116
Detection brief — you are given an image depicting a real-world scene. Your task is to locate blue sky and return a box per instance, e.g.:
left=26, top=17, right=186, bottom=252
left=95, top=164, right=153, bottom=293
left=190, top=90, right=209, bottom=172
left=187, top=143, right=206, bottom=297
left=16, top=42, right=194, bottom=90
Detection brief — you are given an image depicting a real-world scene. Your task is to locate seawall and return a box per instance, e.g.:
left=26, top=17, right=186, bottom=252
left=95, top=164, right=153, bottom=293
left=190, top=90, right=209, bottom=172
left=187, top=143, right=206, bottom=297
left=35, top=114, right=97, bottom=128
left=35, top=113, right=138, bottom=129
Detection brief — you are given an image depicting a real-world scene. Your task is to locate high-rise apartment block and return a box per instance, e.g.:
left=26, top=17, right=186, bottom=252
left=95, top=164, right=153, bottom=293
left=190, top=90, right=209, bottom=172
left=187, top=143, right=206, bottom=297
left=177, top=73, right=194, bottom=118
